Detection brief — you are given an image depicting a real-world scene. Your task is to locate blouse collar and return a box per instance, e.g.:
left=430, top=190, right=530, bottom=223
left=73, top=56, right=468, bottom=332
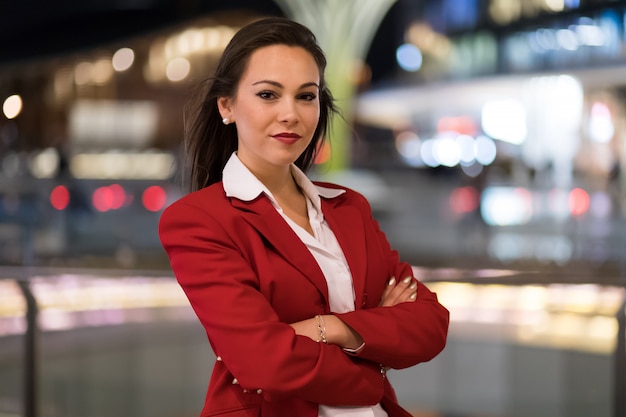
left=222, top=152, right=345, bottom=213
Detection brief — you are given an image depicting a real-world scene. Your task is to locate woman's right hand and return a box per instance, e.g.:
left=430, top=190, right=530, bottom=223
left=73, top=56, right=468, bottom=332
left=379, top=276, right=417, bottom=307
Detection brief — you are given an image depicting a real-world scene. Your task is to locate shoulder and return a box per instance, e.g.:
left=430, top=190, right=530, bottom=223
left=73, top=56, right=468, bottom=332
left=158, top=182, right=246, bottom=247
left=160, top=183, right=229, bottom=222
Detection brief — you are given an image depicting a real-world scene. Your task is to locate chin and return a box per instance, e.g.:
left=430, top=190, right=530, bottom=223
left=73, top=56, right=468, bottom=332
left=272, top=149, right=306, bottom=165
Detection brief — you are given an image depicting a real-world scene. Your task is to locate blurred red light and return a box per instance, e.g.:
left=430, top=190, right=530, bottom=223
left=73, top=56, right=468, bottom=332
left=50, top=185, right=70, bottom=210
left=437, top=116, right=477, bottom=135
left=142, top=186, right=166, bottom=212
left=450, top=186, right=479, bottom=214
left=92, top=184, right=129, bottom=212
left=108, top=184, right=126, bottom=209
left=569, top=188, right=589, bottom=216
left=93, top=187, right=112, bottom=212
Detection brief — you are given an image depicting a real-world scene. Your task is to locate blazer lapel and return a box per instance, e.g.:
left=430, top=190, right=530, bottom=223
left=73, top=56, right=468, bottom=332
left=230, top=196, right=330, bottom=303
left=321, top=197, right=368, bottom=309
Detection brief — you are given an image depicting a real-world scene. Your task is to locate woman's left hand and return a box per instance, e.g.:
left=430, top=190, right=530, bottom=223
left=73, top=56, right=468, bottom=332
left=379, top=276, right=417, bottom=307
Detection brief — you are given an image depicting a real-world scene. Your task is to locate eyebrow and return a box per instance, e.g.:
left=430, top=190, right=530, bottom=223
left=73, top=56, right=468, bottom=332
left=252, top=80, right=319, bottom=89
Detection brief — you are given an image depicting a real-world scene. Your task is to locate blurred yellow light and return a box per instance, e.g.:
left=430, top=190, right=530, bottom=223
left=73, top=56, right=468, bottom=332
left=175, top=32, right=192, bottom=56
left=29, top=148, right=60, bottom=178
left=427, top=281, right=623, bottom=354
left=545, top=0, right=564, bottom=12
left=31, top=277, right=188, bottom=313
left=74, top=61, right=93, bottom=85
left=489, top=0, right=521, bottom=25
left=164, top=36, right=177, bottom=60
left=145, top=38, right=167, bottom=83
left=203, top=27, right=222, bottom=51
left=166, top=57, right=190, bottom=82
left=518, top=285, right=548, bottom=310
left=2, top=95, right=22, bottom=119
left=588, top=315, right=617, bottom=341
left=112, top=47, right=135, bottom=71
left=69, top=152, right=175, bottom=180
left=0, top=280, right=26, bottom=316
left=92, top=58, right=113, bottom=85
left=178, top=29, right=204, bottom=55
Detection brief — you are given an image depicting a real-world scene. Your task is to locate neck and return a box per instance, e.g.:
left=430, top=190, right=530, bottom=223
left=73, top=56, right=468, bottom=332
left=266, top=171, right=301, bottom=199
left=247, top=163, right=298, bottom=198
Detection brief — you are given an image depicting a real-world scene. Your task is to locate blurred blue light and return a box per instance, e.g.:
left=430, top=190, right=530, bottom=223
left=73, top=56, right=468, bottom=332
left=475, top=135, right=497, bottom=165
left=420, top=139, right=439, bottom=167
left=396, top=43, right=423, bottom=72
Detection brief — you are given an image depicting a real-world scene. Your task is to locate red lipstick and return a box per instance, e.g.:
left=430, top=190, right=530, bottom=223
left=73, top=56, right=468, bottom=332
left=272, top=132, right=302, bottom=145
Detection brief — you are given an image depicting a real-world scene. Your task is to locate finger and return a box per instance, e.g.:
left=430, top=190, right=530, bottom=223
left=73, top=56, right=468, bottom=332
left=382, top=277, right=417, bottom=306
left=400, top=278, right=418, bottom=302
left=379, top=277, right=396, bottom=306
left=380, top=276, right=411, bottom=306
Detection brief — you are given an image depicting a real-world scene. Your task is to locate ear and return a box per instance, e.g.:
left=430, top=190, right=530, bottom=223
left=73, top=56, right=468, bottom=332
left=217, top=96, right=233, bottom=120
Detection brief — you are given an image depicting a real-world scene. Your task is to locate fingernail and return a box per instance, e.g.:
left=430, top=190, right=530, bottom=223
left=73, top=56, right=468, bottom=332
left=402, top=276, right=412, bottom=284
left=388, top=277, right=396, bottom=286
left=409, top=282, right=417, bottom=290
left=409, top=292, right=417, bottom=300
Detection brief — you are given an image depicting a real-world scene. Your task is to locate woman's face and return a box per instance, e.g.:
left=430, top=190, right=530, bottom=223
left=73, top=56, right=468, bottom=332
left=218, top=44, right=321, bottom=175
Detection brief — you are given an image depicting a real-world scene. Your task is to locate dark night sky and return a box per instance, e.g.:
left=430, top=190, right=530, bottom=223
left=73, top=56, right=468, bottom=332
left=0, top=0, right=414, bottom=84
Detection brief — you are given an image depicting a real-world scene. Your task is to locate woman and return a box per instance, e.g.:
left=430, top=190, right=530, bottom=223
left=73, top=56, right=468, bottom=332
left=159, top=16, right=449, bottom=417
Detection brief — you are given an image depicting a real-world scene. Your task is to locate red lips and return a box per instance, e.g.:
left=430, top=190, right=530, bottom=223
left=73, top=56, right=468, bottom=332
left=272, top=132, right=301, bottom=144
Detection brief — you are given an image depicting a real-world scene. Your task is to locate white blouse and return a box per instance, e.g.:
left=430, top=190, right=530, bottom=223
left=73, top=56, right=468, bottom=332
left=223, top=153, right=388, bottom=417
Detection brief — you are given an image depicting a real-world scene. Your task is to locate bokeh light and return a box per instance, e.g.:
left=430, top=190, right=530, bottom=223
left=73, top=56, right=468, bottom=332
left=2, top=95, right=23, bottom=119
left=112, top=47, right=135, bottom=72
left=50, top=185, right=70, bottom=211
left=142, top=186, right=166, bottom=212
left=166, top=57, right=191, bottom=81
left=396, top=43, right=423, bottom=72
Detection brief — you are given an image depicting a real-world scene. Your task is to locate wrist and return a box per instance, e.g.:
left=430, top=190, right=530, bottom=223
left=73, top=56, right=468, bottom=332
left=324, top=314, right=363, bottom=350
left=315, top=314, right=328, bottom=344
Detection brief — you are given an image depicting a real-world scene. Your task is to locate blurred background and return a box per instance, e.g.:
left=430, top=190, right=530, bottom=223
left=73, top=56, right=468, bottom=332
left=0, top=0, right=625, bottom=416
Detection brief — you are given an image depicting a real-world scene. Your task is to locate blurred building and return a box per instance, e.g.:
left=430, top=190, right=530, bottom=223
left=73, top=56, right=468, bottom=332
left=0, top=0, right=625, bottom=275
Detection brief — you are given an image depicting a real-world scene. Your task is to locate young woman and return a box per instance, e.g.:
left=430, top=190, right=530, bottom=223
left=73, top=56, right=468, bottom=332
left=159, top=16, right=449, bottom=417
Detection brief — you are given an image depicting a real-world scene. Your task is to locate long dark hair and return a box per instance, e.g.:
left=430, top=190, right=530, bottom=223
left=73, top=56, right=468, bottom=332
left=184, top=16, right=338, bottom=192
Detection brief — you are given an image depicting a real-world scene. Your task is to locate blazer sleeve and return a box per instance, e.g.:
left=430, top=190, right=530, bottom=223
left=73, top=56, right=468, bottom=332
left=335, top=192, right=450, bottom=370
left=159, top=199, right=384, bottom=406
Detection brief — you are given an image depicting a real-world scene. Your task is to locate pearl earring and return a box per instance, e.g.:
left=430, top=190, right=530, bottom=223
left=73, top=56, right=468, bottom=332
left=222, top=117, right=230, bottom=125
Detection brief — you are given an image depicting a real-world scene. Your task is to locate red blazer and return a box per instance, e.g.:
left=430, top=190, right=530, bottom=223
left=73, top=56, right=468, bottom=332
left=159, top=181, right=449, bottom=417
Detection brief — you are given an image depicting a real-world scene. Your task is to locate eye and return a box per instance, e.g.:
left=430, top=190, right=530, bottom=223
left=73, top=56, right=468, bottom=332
left=256, top=91, right=277, bottom=100
left=299, top=93, right=317, bottom=101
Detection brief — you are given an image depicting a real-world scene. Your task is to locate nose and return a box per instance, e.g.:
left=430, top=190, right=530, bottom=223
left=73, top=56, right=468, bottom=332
left=278, top=98, right=298, bottom=125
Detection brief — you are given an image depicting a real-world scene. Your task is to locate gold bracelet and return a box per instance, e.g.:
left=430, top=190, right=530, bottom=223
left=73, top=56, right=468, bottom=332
left=315, top=314, right=327, bottom=344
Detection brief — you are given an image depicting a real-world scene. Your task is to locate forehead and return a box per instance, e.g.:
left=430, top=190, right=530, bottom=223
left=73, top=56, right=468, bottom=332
left=241, top=44, right=320, bottom=84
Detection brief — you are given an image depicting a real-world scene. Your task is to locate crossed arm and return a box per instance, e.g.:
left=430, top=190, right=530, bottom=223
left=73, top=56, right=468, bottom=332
left=289, top=275, right=418, bottom=349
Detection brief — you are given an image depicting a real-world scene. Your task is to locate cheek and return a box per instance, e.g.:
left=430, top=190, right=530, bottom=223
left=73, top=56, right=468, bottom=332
left=234, top=98, right=267, bottom=126
left=235, top=111, right=267, bottom=136
left=304, top=107, right=321, bottom=128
